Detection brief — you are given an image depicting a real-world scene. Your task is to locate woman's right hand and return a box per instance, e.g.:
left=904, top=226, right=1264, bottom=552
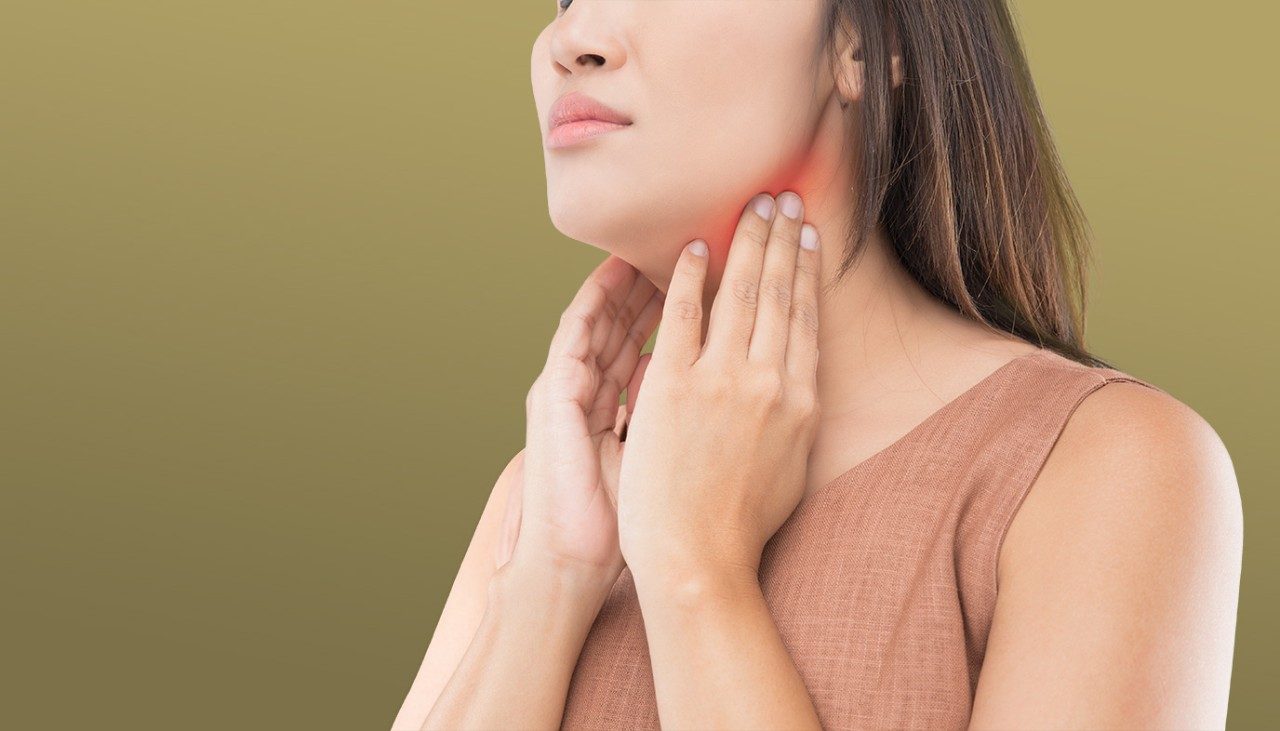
left=496, top=254, right=664, bottom=586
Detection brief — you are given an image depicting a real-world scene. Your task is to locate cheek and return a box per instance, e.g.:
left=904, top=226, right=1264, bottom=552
left=634, top=45, right=820, bottom=238
left=540, top=3, right=823, bottom=259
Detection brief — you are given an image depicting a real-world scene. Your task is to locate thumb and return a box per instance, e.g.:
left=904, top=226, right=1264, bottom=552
left=602, top=353, right=652, bottom=510
left=599, top=403, right=628, bottom=511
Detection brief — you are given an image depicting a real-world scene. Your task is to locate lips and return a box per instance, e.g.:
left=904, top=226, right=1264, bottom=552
left=548, top=91, right=633, bottom=131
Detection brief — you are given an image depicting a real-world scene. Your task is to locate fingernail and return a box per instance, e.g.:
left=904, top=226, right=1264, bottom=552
left=689, top=239, right=708, bottom=257
left=751, top=194, right=775, bottom=220
left=779, top=191, right=803, bottom=219
left=800, top=224, right=819, bottom=250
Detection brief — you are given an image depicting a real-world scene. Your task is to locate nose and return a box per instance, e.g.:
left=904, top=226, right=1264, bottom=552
left=546, top=1, right=627, bottom=77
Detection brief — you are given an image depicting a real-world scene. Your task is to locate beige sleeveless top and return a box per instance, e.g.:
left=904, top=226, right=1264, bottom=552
left=560, top=347, right=1167, bottom=730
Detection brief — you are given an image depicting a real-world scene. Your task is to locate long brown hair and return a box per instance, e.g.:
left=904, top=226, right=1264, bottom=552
left=822, top=0, right=1115, bottom=368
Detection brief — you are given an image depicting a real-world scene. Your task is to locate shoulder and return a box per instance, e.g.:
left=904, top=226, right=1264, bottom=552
left=973, top=377, right=1243, bottom=727
left=1002, top=376, right=1241, bottom=586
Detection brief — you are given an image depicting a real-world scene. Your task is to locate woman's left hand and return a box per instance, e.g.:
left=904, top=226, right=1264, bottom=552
left=614, top=191, right=823, bottom=584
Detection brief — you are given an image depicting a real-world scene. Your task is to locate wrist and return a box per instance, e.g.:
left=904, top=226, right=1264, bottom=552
left=628, top=554, right=761, bottom=611
left=488, top=554, right=619, bottom=621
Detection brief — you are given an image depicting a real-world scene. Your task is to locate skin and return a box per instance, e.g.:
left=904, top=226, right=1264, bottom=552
left=392, top=1, right=1243, bottom=728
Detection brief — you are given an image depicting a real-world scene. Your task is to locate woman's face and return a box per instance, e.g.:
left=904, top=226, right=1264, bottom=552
left=531, top=0, right=847, bottom=290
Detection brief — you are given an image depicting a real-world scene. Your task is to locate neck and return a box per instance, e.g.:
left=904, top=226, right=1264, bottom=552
left=637, top=97, right=1022, bottom=428
left=689, top=98, right=979, bottom=424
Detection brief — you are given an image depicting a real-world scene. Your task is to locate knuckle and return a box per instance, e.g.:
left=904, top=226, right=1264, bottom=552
left=791, top=301, right=820, bottom=335
left=761, top=276, right=793, bottom=308
left=772, top=227, right=799, bottom=251
left=617, top=301, right=637, bottom=325
left=602, top=297, right=620, bottom=322
left=625, top=324, right=649, bottom=349
left=793, top=259, right=817, bottom=282
left=740, top=225, right=770, bottom=250
left=599, top=370, right=622, bottom=400
left=702, top=376, right=729, bottom=402
left=559, top=306, right=595, bottom=333
left=791, top=390, right=818, bottom=420
left=670, top=299, right=702, bottom=322
left=795, top=250, right=819, bottom=275
left=751, top=369, right=785, bottom=404
left=545, top=355, right=590, bottom=390
left=730, top=277, right=759, bottom=307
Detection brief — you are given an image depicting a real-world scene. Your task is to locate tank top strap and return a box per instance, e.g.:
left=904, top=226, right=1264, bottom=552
left=1090, top=364, right=1169, bottom=397
left=949, top=352, right=1167, bottom=669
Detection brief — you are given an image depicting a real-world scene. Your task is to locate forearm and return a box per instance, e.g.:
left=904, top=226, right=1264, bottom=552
left=631, top=562, right=822, bottom=730
left=421, top=558, right=615, bottom=731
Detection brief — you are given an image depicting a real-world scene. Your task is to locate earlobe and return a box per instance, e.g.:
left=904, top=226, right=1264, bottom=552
left=832, top=18, right=905, bottom=101
left=836, top=49, right=903, bottom=104
left=834, top=47, right=862, bottom=107
left=836, top=75, right=860, bottom=107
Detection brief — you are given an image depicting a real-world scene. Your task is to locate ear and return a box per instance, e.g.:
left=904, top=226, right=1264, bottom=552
left=833, top=19, right=904, bottom=108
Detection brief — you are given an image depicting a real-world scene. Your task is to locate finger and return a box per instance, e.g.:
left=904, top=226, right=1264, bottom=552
left=586, top=289, right=663, bottom=434
left=536, top=258, right=633, bottom=436
left=581, top=276, right=657, bottom=434
left=652, top=240, right=709, bottom=369
left=598, top=420, right=623, bottom=511
left=597, top=272, right=658, bottom=370
left=546, top=254, right=637, bottom=365
left=702, top=193, right=776, bottom=361
left=612, top=401, right=628, bottom=439
left=600, top=288, right=662, bottom=400
left=580, top=254, right=639, bottom=361
left=785, top=223, right=822, bottom=380
left=748, top=190, right=806, bottom=364
left=588, top=258, right=642, bottom=358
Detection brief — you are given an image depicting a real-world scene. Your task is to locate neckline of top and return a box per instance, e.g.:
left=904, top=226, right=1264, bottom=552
left=792, top=347, right=1056, bottom=514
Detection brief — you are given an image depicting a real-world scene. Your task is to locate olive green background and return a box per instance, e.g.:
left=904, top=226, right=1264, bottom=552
left=3, top=1, right=1274, bottom=728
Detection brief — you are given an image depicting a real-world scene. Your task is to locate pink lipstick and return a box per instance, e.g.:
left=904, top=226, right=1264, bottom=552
left=546, top=91, right=633, bottom=149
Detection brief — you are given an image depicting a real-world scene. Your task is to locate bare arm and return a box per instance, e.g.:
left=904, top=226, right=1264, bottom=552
left=630, top=562, right=823, bottom=730
left=390, top=451, right=522, bottom=730
left=969, top=383, right=1243, bottom=729
left=394, top=253, right=660, bottom=729
left=391, top=449, right=617, bottom=730
left=422, top=556, right=616, bottom=730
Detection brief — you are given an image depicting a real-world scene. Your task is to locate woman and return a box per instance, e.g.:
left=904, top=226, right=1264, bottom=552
left=394, top=0, right=1242, bottom=728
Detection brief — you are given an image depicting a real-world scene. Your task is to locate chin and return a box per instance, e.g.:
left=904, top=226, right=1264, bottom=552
left=547, top=192, right=635, bottom=246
